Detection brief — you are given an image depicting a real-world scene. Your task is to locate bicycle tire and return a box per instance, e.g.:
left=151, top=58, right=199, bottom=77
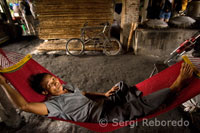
left=103, top=38, right=122, bottom=56
left=66, top=38, right=84, bottom=56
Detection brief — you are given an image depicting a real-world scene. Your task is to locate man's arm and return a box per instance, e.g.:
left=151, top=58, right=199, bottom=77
left=82, top=91, right=106, bottom=100
left=82, top=86, right=119, bottom=99
left=19, top=2, right=24, bottom=13
left=0, top=75, right=48, bottom=116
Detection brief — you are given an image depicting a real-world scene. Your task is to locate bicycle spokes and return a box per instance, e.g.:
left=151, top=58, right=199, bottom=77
left=66, top=38, right=84, bottom=56
left=103, top=38, right=122, bottom=56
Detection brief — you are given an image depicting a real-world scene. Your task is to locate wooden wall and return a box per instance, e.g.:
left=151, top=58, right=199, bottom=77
left=36, top=0, right=114, bottom=39
left=0, top=23, right=9, bottom=44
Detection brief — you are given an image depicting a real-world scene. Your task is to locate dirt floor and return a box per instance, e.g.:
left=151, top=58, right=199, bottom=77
left=0, top=36, right=199, bottom=133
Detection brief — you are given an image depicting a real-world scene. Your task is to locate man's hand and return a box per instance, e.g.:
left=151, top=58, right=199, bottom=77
left=104, top=86, right=119, bottom=97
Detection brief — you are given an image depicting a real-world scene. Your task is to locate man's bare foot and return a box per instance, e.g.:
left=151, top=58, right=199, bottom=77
left=170, top=63, right=194, bottom=92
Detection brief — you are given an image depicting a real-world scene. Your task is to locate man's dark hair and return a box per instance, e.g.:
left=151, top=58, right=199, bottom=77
left=28, top=73, right=49, bottom=94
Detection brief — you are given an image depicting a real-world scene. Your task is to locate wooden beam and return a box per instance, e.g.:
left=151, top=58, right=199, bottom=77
left=141, top=0, right=149, bottom=23
left=134, top=30, right=138, bottom=55
left=127, top=22, right=137, bottom=51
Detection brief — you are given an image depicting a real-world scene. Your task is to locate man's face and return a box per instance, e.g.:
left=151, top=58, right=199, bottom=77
left=40, top=74, right=64, bottom=96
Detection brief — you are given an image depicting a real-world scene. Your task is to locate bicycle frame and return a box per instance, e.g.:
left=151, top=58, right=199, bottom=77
left=66, top=22, right=122, bottom=56
left=164, top=31, right=200, bottom=64
left=150, top=31, right=200, bottom=77
left=80, top=23, right=111, bottom=47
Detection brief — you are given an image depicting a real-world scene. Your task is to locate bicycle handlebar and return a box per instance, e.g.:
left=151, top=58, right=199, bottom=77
left=83, top=22, right=88, bottom=27
left=100, top=22, right=110, bottom=26
left=101, top=22, right=110, bottom=33
left=164, top=31, right=200, bottom=64
left=83, top=22, right=110, bottom=27
left=81, top=22, right=110, bottom=35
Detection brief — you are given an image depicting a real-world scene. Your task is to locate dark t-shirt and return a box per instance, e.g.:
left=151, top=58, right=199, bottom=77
left=162, top=0, right=172, bottom=12
left=44, top=85, right=104, bottom=122
left=20, top=1, right=32, bottom=15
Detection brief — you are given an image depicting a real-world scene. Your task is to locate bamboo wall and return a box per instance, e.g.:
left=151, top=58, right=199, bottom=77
left=36, top=0, right=114, bottom=39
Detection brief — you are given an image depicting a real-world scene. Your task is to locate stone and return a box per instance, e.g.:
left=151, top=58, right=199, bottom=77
left=169, top=16, right=196, bottom=28
left=144, top=19, right=168, bottom=29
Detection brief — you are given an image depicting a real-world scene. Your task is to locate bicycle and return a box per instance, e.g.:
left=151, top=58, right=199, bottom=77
left=66, top=22, right=122, bottom=56
left=150, top=31, right=200, bottom=77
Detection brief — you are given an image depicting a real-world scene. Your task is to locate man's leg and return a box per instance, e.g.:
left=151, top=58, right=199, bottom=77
left=26, top=15, right=36, bottom=35
left=169, top=63, right=193, bottom=92
left=164, top=12, right=171, bottom=23
left=141, top=63, right=194, bottom=115
left=23, top=14, right=31, bottom=34
left=159, top=10, right=165, bottom=21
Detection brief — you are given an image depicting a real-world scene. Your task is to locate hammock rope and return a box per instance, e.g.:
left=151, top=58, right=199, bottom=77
left=0, top=49, right=31, bottom=73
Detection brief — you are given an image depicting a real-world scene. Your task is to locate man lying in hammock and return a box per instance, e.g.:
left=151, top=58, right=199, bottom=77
left=0, top=63, right=194, bottom=123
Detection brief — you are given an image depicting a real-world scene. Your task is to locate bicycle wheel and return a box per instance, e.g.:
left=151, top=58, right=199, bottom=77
left=66, top=38, right=84, bottom=56
left=103, top=38, right=122, bottom=56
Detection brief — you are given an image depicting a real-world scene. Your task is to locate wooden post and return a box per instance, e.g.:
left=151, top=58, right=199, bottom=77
left=134, top=30, right=138, bottom=55
left=120, top=0, right=140, bottom=47
left=0, top=85, right=21, bottom=128
left=127, top=22, right=137, bottom=51
left=0, top=0, right=13, bottom=24
left=120, top=0, right=126, bottom=44
left=141, top=0, right=149, bottom=23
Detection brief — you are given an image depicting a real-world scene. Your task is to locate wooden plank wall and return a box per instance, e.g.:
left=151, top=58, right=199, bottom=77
left=36, top=0, right=114, bottom=39
left=0, top=24, right=9, bottom=44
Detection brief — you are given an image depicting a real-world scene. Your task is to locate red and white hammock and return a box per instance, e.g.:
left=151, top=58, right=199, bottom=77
left=0, top=48, right=200, bottom=132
